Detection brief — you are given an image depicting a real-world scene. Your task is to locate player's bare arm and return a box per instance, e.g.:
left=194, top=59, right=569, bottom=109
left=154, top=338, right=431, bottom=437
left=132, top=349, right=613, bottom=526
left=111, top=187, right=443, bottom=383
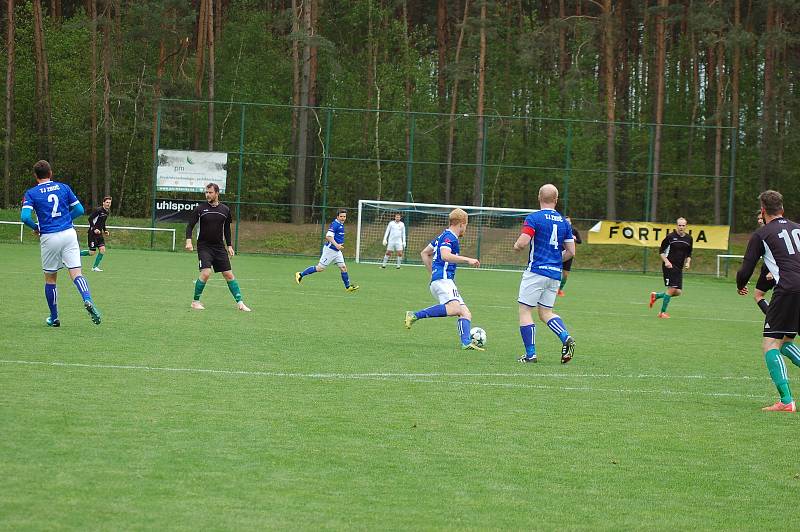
left=513, top=233, right=531, bottom=251
left=227, top=246, right=235, bottom=257
left=421, top=244, right=434, bottom=273
left=661, top=253, right=673, bottom=269
left=440, top=247, right=480, bottom=268
left=326, top=234, right=343, bottom=250
left=684, top=257, right=691, bottom=270
left=562, top=240, right=576, bottom=262
left=185, top=238, right=193, bottom=252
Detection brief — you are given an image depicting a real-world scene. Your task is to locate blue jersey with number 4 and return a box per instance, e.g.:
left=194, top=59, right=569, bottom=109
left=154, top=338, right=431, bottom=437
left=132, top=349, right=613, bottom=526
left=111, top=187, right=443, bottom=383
left=22, top=181, right=80, bottom=234
left=522, top=209, right=573, bottom=280
left=430, top=229, right=460, bottom=282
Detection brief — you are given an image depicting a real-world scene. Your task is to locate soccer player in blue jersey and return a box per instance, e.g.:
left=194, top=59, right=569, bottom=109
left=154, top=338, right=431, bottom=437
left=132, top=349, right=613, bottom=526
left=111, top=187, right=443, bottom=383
left=20, top=160, right=101, bottom=327
left=513, top=184, right=575, bottom=363
left=404, top=208, right=484, bottom=351
left=295, top=209, right=360, bottom=292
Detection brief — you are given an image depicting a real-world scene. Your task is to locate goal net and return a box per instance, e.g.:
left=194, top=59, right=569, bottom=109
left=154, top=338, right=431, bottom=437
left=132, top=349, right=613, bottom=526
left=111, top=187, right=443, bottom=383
left=356, top=199, right=536, bottom=272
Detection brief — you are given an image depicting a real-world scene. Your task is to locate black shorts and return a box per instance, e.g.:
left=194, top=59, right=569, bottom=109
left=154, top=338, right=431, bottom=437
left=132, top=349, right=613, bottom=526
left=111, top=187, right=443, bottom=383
left=755, top=267, right=776, bottom=293
left=662, top=266, right=682, bottom=290
left=763, top=289, right=800, bottom=339
left=198, top=244, right=231, bottom=273
left=563, top=258, right=574, bottom=272
left=87, top=231, right=105, bottom=251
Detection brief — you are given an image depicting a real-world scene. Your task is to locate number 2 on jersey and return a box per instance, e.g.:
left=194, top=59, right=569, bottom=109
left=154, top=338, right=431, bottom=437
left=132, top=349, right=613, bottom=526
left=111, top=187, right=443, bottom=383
left=47, top=194, right=62, bottom=218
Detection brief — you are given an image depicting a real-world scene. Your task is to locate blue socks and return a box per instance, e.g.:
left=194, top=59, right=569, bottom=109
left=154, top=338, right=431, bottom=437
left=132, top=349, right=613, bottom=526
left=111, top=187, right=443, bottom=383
left=341, top=271, right=350, bottom=288
left=300, top=266, right=317, bottom=277
left=547, top=316, right=570, bottom=343
left=414, top=304, right=448, bottom=319
left=73, top=276, right=92, bottom=302
left=458, top=318, right=471, bottom=345
left=520, top=324, right=536, bottom=356
left=45, top=283, right=58, bottom=320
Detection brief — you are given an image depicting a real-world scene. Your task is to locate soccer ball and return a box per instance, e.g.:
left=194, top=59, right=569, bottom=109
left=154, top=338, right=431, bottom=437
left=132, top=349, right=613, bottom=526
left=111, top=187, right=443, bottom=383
left=470, top=327, right=487, bottom=347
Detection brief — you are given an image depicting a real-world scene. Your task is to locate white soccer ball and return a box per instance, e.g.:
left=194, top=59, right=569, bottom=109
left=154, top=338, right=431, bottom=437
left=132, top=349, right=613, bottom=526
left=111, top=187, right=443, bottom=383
left=470, top=327, right=486, bottom=347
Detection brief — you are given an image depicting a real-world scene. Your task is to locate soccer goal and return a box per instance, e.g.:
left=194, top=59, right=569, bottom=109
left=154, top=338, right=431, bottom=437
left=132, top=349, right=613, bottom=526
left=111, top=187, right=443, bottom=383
left=0, top=221, right=177, bottom=251
left=356, top=199, right=536, bottom=272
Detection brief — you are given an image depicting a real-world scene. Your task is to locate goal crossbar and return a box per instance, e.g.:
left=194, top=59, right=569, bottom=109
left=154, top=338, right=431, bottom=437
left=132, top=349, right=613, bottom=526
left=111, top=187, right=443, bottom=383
left=0, top=221, right=177, bottom=251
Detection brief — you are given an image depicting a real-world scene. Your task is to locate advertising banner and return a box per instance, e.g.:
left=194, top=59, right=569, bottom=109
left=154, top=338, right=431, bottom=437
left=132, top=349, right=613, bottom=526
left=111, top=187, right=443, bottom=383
left=156, top=149, right=227, bottom=193
left=154, top=199, right=201, bottom=222
left=587, top=220, right=729, bottom=250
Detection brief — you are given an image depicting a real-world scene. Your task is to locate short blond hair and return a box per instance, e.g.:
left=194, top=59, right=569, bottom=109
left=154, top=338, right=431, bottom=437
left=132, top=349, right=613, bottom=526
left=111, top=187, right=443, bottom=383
left=449, top=208, right=468, bottom=226
left=538, top=183, right=559, bottom=204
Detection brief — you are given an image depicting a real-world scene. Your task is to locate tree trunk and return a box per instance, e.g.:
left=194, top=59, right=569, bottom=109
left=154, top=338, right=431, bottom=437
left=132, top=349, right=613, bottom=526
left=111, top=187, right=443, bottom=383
left=650, top=0, right=667, bottom=222
left=292, top=0, right=312, bottom=223
left=436, top=0, right=448, bottom=195
left=290, top=0, right=300, bottom=179
left=32, top=0, right=53, bottom=160
left=214, top=0, right=222, bottom=43
left=101, top=2, right=112, bottom=197
left=402, top=0, right=412, bottom=201
left=4, top=0, right=14, bottom=208
left=760, top=1, right=775, bottom=192
left=89, top=0, right=98, bottom=206
left=472, top=0, right=486, bottom=206
left=445, top=0, right=470, bottom=204
left=603, top=0, right=616, bottom=219
left=193, top=0, right=207, bottom=149
left=558, top=0, right=567, bottom=89
left=713, top=39, right=724, bottom=224
left=207, top=0, right=215, bottom=150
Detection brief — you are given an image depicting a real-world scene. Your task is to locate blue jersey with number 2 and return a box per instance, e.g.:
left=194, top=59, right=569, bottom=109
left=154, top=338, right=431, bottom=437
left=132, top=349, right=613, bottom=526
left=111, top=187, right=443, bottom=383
left=522, top=209, right=574, bottom=280
left=22, top=181, right=80, bottom=234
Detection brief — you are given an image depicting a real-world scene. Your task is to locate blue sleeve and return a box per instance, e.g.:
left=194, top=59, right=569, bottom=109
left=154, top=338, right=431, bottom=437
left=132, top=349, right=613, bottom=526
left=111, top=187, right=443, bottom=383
left=69, top=201, right=85, bottom=220
left=65, top=185, right=79, bottom=207
left=20, top=207, right=38, bottom=231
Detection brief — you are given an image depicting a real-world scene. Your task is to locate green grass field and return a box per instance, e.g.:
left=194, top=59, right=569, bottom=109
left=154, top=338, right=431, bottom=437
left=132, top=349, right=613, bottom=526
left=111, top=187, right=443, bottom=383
left=2, top=242, right=799, bottom=530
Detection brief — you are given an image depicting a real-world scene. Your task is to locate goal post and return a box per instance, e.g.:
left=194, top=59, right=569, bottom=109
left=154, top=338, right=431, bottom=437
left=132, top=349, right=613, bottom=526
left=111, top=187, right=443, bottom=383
left=356, top=199, right=537, bottom=272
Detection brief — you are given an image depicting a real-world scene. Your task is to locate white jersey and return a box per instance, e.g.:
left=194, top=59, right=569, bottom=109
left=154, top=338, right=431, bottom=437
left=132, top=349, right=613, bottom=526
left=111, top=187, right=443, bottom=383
left=383, top=220, right=406, bottom=245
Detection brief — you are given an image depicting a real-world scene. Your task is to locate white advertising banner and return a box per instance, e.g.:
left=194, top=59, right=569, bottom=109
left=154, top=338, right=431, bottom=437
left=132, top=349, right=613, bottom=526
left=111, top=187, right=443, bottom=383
left=156, top=149, right=228, bottom=193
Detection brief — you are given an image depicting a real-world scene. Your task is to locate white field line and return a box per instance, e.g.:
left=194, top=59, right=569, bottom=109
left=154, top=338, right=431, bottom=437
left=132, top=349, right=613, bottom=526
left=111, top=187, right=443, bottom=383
left=0, top=359, right=770, bottom=399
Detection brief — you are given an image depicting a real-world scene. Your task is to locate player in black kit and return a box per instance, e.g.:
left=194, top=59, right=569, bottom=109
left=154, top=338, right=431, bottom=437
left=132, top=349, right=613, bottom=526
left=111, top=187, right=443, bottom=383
left=80, top=196, right=112, bottom=271
left=737, top=190, right=800, bottom=412
left=649, top=217, right=693, bottom=318
left=185, top=183, right=251, bottom=312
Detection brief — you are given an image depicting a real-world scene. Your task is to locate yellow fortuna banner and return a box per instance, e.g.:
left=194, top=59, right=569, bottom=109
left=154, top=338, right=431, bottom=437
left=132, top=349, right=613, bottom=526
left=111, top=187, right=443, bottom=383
left=587, top=221, right=730, bottom=250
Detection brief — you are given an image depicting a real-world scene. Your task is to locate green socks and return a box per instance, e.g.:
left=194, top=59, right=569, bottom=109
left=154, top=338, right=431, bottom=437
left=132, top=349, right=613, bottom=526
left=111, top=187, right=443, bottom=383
left=780, top=342, right=800, bottom=368
left=93, top=253, right=104, bottom=268
left=765, top=349, right=793, bottom=404
left=194, top=279, right=206, bottom=301
left=559, top=278, right=567, bottom=290
left=660, top=295, right=671, bottom=313
left=227, top=279, right=242, bottom=302
left=80, top=250, right=90, bottom=256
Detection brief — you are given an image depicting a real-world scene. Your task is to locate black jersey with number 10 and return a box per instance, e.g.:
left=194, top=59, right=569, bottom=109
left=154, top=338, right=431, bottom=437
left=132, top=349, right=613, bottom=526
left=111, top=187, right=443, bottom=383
left=737, top=217, right=800, bottom=292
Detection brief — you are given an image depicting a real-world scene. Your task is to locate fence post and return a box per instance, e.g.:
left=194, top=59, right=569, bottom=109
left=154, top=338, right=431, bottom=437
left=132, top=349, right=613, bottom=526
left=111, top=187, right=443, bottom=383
left=643, top=124, right=656, bottom=273
left=321, top=108, right=333, bottom=238
left=725, top=125, right=738, bottom=277
left=150, top=99, right=162, bottom=249
left=476, top=118, right=489, bottom=261
left=406, top=113, right=416, bottom=203
left=234, top=104, right=246, bottom=252
left=563, top=123, right=573, bottom=215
